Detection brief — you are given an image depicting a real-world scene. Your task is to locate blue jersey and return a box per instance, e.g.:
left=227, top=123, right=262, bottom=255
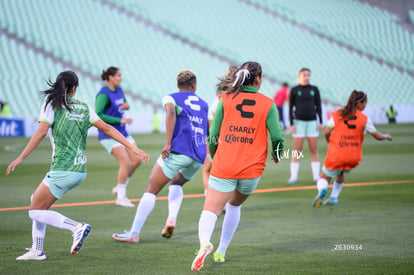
left=164, top=91, right=208, bottom=163
left=97, top=86, right=128, bottom=140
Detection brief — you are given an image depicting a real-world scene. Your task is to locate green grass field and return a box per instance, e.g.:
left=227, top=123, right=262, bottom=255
left=1, top=123, right=413, bottom=274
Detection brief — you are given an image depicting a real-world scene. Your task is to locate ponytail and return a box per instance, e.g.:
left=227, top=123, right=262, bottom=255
left=217, top=61, right=262, bottom=98
left=341, top=90, right=367, bottom=118
left=101, top=66, right=119, bottom=81
left=40, top=71, right=78, bottom=112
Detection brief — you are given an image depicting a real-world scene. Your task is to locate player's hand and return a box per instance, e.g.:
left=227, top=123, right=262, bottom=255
left=120, top=102, right=130, bottom=110
left=6, top=157, right=23, bottom=175
left=384, top=133, right=392, bottom=141
left=121, top=118, right=132, bottom=124
left=290, top=125, right=296, bottom=134
left=162, top=144, right=171, bottom=160
left=318, top=124, right=323, bottom=132
left=271, top=156, right=280, bottom=164
left=135, top=148, right=150, bottom=163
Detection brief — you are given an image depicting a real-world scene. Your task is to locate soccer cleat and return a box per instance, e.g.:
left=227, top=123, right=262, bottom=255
left=213, top=252, right=225, bottom=263
left=116, top=197, right=134, bottom=207
left=112, top=231, right=139, bottom=243
left=325, top=197, right=338, bottom=206
left=191, top=242, right=213, bottom=271
left=112, top=186, right=117, bottom=196
left=287, top=178, right=297, bottom=184
left=16, top=249, right=46, bottom=261
left=312, top=188, right=327, bottom=208
left=161, top=220, right=176, bottom=239
left=71, top=223, right=91, bottom=254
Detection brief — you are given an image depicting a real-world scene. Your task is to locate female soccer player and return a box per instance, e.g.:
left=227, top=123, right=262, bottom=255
left=288, top=68, right=322, bottom=184
left=6, top=71, right=149, bottom=261
left=96, top=66, right=142, bottom=207
left=191, top=62, right=284, bottom=271
left=112, top=70, right=209, bottom=243
left=312, top=90, right=392, bottom=208
left=202, top=65, right=237, bottom=195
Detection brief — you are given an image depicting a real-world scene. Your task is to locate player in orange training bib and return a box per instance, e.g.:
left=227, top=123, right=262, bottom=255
left=312, top=90, right=392, bottom=208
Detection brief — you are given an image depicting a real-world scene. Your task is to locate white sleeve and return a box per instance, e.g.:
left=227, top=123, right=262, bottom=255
left=208, top=97, right=220, bottom=121
left=364, top=117, right=377, bottom=134
left=88, top=105, right=100, bottom=123
left=162, top=95, right=175, bottom=106
left=38, top=103, right=54, bottom=125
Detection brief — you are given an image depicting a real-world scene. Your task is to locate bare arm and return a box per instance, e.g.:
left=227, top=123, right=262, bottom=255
left=6, top=122, right=50, bottom=175
left=93, top=119, right=150, bottom=162
left=325, top=126, right=333, bottom=143
left=371, top=131, right=392, bottom=141
left=163, top=103, right=176, bottom=159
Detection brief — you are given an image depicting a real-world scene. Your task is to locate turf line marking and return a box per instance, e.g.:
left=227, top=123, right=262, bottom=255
left=1, top=179, right=412, bottom=212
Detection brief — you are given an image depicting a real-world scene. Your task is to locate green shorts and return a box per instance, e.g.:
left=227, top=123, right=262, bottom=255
left=293, top=119, right=319, bottom=138
left=156, top=153, right=202, bottom=180
left=42, top=171, right=87, bottom=199
left=322, top=166, right=352, bottom=178
left=208, top=175, right=261, bottom=195
left=100, top=135, right=136, bottom=154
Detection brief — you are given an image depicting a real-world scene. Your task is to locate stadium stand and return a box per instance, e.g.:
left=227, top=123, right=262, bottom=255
left=0, top=0, right=413, bottom=123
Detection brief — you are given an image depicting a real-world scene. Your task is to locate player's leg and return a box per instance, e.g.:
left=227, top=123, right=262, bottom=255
left=289, top=136, right=304, bottom=184
left=163, top=157, right=202, bottom=238
left=19, top=173, right=90, bottom=259
left=202, top=156, right=212, bottom=195
left=113, top=155, right=172, bottom=242
left=192, top=178, right=234, bottom=271
left=162, top=172, right=188, bottom=238
left=313, top=169, right=332, bottom=208
left=214, top=178, right=258, bottom=263
left=326, top=172, right=346, bottom=205
left=125, top=136, right=142, bottom=178
left=112, top=146, right=134, bottom=207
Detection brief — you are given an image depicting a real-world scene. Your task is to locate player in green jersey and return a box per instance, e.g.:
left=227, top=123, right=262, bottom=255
left=6, top=71, right=149, bottom=261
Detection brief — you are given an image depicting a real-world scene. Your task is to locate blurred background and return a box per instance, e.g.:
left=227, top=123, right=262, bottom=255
left=1, top=0, right=413, bottom=136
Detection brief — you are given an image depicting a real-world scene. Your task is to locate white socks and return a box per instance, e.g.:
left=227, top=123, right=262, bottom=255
left=198, top=210, right=218, bottom=245
left=167, top=185, right=183, bottom=223
left=130, top=192, right=156, bottom=237
left=28, top=210, right=80, bottom=252
left=31, top=220, right=46, bottom=252
left=29, top=210, right=80, bottom=232
left=117, top=177, right=130, bottom=199
left=216, top=204, right=241, bottom=255
left=316, top=178, right=328, bottom=192
left=330, top=181, right=344, bottom=198
left=311, top=161, right=320, bottom=181
left=289, top=162, right=300, bottom=181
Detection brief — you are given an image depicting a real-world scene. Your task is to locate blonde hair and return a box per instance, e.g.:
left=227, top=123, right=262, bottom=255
left=177, top=70, right=196, bottom=88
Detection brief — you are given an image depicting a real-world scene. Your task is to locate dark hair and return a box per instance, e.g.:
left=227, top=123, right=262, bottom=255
left=341, top=90, right=367, bottom=118
left=177, top=70, right=197, bottom=88
left=216, top=65, right=237, bottom=95
left=299, top=67, right=311, bottom=74
left=40, top=71, right=79, bottom=112
left=101, top=66, right=120, bottom=81
left=217, top=61, right=262, bottom=98
left=282, top=82, right=289, bottom=87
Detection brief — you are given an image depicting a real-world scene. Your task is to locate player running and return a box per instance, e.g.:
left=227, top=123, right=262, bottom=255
left=313, top=90, right=392, bottom=208
left=6, top=71, right=149, bottom=260
left=191, top=62, right=284, bottom=271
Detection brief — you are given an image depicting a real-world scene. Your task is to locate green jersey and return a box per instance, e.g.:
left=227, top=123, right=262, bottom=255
left=38, top=98, right=100, bottom=172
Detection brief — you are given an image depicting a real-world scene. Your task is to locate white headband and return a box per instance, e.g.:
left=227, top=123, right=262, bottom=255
left=232, top=69, right=250, bottom=87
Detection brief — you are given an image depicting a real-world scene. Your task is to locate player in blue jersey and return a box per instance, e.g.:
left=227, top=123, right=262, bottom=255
left=112, top=70, right=209, bottom=243
left=96, top=67, right=143, bottom=207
